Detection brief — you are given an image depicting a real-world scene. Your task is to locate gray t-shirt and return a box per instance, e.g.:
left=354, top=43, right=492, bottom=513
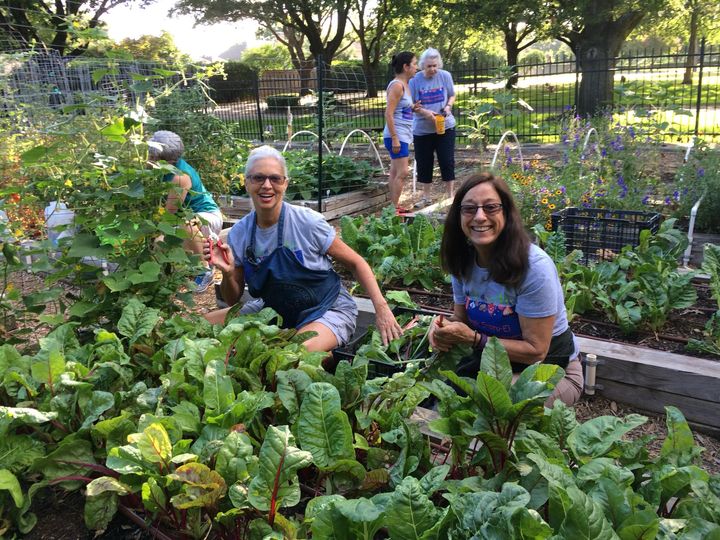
left=451, top=244, right=579, bottom=358
left=227, top=202, right=356, bottom=314
left=409, top=69, right=456, bottom=135
left=382, top=79, right=414, bottom=143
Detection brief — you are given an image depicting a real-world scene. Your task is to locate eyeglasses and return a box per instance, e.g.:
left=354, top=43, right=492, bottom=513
left=247, top=173, right=286, bottom=185
left=460, top=203, right=503, bottom=216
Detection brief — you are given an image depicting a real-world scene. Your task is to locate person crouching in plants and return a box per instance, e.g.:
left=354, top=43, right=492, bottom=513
left=148, top=130, right=223, bottom=293
left=202, top=145, right=402, bottom=352
left=429, top=172, right=584, bottom=407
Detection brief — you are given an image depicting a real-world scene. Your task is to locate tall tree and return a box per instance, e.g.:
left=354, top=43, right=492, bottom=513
left=549, top=0, right=666, bottom=116
left=174, top=0, right=351, bottom=65
left=444, top=0, right=550, bottom=88
left=0, top=0, right=150, bottom=55
left=348, top=0, right=394, bottom=98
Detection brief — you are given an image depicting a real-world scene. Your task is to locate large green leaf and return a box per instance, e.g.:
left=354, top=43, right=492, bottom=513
left=0, top=406, right=57, bottom=437
left=660, top=406, right=698, bottom=466
left=385, top=477, right=441, bottom=540
left=0, top=435, right=46, bottom=474
left=480, top=337, right=512, bottom=390
left=78, top=390, right=115, bottom=431
left=168, top=462, right=227, bottom=509
left=616, top=510, right=660, bottom=540
left=0, top=469, right=23, bottom=508
left=215, top=431, right=256, bottom=485
left=568, top=415, right=647, bottom=462
left=203, top=359, right=235, bottom=412
left=247, top=425, right=313, bottom=512
left=297, top=382, right=354, bottom=468
left=475, top=371, right=513, bottom=419
left=128, top=422, right=172, bottom=467
left=549, top=483, right=618, bottom=540
left=30, top=349, right=65, bottom=391
left=275, top=368, right=312, bottom=423
left=117, top=299, right=160, bottom=344
left=84, top=476, right=130, bottom=531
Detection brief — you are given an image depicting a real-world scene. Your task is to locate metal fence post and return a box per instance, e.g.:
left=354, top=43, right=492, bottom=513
left=473, top=55, right=478, bottom=96
left=694, top=37, right=706, bottom=138
left=574, top=47, right=580, bottom=112
left=253, top=71, right=264, bottom=142
left=317, top=55, right=324, bottom=212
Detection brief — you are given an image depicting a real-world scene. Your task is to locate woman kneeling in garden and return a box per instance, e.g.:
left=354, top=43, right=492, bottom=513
left=429, top=172, right=584, bottom=406
left=204, top=145, right=402, bottom=352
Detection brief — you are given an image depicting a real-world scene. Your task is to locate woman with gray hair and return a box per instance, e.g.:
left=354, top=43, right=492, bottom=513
left=148, top=130, right=223, bottom=292
left=203, top=145, right=402, bottom=353
left=409, top=47, right=457, bottom=206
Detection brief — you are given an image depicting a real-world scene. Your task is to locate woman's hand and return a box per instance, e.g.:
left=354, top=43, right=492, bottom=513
left=429, top=316, right=473, bottom=352
left=375, top=304, right=402, bottom=346
left=442, top=104, right=452, bottom=117
left=203, top=238, right=234, bottom=273
left=391, top=135, right=401, bottom=154
left=412, top=100, right=423, bottom=112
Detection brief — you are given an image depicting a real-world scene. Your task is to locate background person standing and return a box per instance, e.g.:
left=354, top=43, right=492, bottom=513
left=410, top=47, right=457, bottom=206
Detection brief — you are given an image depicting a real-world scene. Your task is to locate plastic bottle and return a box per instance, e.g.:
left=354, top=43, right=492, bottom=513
left=434, top=114, right=445, bottom=135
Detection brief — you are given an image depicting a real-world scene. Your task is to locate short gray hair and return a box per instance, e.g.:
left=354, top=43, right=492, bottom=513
left=418, top=48, right=443, bottom=70
left=148, top=130, right=184, bottom=164
left=245, top=145, right=288, bottom=178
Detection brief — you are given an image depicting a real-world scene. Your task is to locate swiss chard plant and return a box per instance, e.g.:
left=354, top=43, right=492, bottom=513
left=341, top=206, right=447, bottom=290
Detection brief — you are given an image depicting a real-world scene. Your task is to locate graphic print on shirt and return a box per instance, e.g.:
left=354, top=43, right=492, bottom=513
left=465, top=291, right=521, bottom=339
left=418, top=87, right=445, bottom=106
left=401, top=105, right=413, bottom=120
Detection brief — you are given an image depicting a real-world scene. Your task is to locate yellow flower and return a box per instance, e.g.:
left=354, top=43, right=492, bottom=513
left=548, top=204, right=556, bottom=210
left=157, top=207, right=166, bottom=216
left=5, top=283, right=14, bottom=293
left=64, top=179, right=73, bottom=187
left=541, top=198, right=549, bottom=205
left=555, top=189, right=562, bottom=195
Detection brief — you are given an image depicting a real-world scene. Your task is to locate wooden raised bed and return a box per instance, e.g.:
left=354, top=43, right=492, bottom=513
left=218, top=182, right=390, bottom=223
left=354, top=298, right=720, bottom=438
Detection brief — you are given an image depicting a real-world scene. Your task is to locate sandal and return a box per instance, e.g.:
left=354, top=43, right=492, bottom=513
left=395, top=206, right=414, bottom=216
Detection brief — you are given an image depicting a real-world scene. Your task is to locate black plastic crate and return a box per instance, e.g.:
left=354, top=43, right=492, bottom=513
left=331, top=305, right=447, bottom=378
left=551, top=207, right=661, bottom=264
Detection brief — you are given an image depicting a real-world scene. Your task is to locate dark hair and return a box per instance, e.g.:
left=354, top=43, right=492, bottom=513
left=391, top=52, right=415, bottom=74
left=440, top=172, right=530, bottom=287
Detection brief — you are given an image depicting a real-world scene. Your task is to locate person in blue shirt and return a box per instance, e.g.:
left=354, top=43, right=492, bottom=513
left=203, top=145, right=402, bottom=352
left=429, top=172, right=584, bottom=407
left=409, top=47, right=457, bottom=207
left=148, top=130, right=223, bottom=293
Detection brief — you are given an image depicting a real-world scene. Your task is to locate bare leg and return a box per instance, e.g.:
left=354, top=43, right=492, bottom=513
left=298, top=320, right=339, bottom=352
left=388, top=157, right=409, bottom=207
left=204, top=307, right=231, bottom=325
left=184, top=222, right=210, bottom=269
left=445, top=180, right=456, bottom=199
left=422, top=183, right=432, bottom=201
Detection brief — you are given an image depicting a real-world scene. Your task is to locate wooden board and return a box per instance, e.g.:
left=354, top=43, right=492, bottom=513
left=218, top=183, right=390, bottom=222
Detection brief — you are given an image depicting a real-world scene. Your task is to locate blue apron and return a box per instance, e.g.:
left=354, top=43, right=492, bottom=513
left=242, top=204, right=341, bottom=329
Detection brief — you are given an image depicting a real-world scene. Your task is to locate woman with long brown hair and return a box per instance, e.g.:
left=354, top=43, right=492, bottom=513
left=429, top=172, right=584, bottom=406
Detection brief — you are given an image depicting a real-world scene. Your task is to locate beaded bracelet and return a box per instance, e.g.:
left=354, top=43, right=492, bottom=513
left=473, top=330, right=488, bottom=350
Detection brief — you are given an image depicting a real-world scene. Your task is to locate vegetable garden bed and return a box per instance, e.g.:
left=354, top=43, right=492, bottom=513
left=218, top=182, right=390, bottom=222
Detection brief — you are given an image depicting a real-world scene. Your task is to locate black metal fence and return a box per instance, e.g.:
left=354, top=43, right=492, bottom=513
left=196, top=43, right=720, bottom=144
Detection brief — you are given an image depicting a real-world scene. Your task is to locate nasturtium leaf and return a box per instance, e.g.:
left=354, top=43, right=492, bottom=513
left=247, top=425, right=313, bottom=512
left=117, top=299, right=160, bottom=344
left=0, top=469, right=23, bottom=507
left=297, top=382, right=354, bottom=468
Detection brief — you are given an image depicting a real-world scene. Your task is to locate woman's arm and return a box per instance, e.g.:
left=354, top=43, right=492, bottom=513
left=166, top=174, right=191, bottom=213
left=326, top=237, right=402, bottom=345
left=430, top=303, right=554, bottom=363
left=203, top=238, right=245, bottom=306
left=384, top=82, right=403, bottom=152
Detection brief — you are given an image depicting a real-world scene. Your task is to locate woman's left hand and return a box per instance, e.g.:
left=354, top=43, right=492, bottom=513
left=431, top=318, right=473, bottom=352
left=375, top=304, right=402, bottom=346
left=443, top=104, right=452, bottom=117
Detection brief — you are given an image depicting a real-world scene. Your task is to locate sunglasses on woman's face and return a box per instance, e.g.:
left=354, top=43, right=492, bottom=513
left=460, top=203, right=504, bottom=216
left=247, top=174, right=286, bottom=185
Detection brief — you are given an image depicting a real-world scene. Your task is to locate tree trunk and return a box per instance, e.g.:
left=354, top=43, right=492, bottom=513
left=505, top=32, right=520, bottom=89
left=363, top=57, right=379, bottom=98
left=682, top=6, right=699, bottom=85
left=576, top=42, right=617, bottom=116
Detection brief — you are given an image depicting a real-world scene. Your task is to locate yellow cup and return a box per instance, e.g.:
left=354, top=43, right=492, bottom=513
left=434, top=114, right=445, bottom=135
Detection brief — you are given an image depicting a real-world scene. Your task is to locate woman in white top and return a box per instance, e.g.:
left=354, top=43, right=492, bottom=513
left=383, top=51, right=420, bottom=214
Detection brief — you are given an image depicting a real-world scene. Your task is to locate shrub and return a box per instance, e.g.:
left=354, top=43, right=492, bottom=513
left=208, top=61, right=257, bottom=104
left=266, top=93, right=301, bottom=109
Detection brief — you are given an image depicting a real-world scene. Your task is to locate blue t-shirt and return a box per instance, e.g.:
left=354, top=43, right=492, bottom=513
left=164, top=158, right=219, bottom=214
left=382, top=79, right=414, bottom=143
left=409, top=69, right=456, bottom=135
left=227, top=202, right=356, bottom=314
left=451, top=244, right=579, bottom=358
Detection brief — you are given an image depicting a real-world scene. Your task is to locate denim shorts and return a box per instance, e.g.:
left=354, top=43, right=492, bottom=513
left=383, top=138, right=410, bottom=159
